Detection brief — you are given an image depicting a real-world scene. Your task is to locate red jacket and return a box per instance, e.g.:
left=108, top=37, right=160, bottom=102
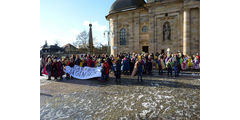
left=87, top=59, right=93, bottom=67
left=104, top=62, right=109, bottom=74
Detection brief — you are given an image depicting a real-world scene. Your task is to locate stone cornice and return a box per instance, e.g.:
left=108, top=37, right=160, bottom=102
left=145, top=0, right=183, bottom=8
left=106, top=7, right=148, bottom=20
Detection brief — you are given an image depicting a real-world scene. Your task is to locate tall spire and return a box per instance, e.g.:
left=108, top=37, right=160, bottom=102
left=89, top=24, right=93, bottom=55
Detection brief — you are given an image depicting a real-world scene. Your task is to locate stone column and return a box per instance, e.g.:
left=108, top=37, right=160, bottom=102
left=88, top=24, right=93, bottom=55
left=183, top=8, right=191, bottom=55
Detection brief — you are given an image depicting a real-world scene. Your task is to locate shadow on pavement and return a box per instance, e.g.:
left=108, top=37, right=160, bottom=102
left=40, top=93, right=53, bottom=97
left=57, top=75, right=200, bottom=90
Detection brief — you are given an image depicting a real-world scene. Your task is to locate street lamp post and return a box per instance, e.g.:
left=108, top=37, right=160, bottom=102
left=104, top=30, right=111, bottom=55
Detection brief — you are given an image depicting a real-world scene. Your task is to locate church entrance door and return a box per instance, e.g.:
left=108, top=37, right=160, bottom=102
left=142, top=46, right=149, bottom=53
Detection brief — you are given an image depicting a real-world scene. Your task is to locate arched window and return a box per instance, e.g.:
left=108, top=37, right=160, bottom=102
left=120, top=28, right=127, bottom=45
left=142, top=26, right=148, bottom=33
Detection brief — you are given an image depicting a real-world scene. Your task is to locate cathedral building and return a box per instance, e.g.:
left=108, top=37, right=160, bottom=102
left=106, top=0, right=200, bottom=56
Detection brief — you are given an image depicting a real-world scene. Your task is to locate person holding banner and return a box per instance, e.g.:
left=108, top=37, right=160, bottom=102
left=69, top=58, right=75, bottom=79
left=82, top=59, right=88, bottom=67
left=75, top=55, right=81, bottom=66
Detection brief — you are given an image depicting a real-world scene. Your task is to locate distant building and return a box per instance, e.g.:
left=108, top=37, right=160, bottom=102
left=62, top=43, right=79, bottom=53
left=41, top=41, right=64, bottom=56
left=40, top=41, right=112, bottom=57
left=40, top=41, right=87, bottom=57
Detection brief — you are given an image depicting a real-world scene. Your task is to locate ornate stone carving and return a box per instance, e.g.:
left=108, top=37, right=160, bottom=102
left=163, top=21, right=171, bottom=41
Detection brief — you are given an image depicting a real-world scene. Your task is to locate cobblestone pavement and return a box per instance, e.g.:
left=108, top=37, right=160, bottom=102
left=40, top=73, right=200, bottom=120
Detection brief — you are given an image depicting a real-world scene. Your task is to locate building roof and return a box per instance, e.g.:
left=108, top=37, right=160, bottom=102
left=109, top=0, right=146, bottom=14
left=63, top=43, right=77, bottom=49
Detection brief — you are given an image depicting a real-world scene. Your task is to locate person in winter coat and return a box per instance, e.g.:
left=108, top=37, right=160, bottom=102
left=52, top=58, right=58, bottom=80
left=46, top=58, right=52, bottom=80
left=68, top=58, right=75, bottom=79
left=146, top=56, right=152, bottom=75
left=157, top=56, right=163, bottom=75
left=129, top=58, right=135, bottom=74
left=194, top=55, right=200, bottom=70
left=182, top=55, right=188, bottom=70
left=166, top=58, right=173, bottom=77
left=122, top=57, right=130, bottom=75
left=75, top=55, right=81, bottom=66
left=137, top=57, right=144, bottom=82
left=107, top=57, right=113, bottom=71
left=188, top=56, right=193, bottom=69
left=57, top=59, right=64, bottom=80
left=101, top=59, right=109, bottom=81
left=173, top=55, right=179, bottom=77
left=82, top=59, right=88, bottom=67
left=40, top=55, right=45, bottom=76
left=86, top=56, right=93, bottom=67
left=114, top=58, right=122, bottom=84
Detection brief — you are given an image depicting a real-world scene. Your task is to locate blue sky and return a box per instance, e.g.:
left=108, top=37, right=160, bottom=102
left=40, top=0, right=115, bottom=47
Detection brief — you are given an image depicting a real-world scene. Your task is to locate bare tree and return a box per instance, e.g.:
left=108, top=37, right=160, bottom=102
left=54, top=40, right=61, bottom=46
left=73, top=30, right=89, bottom=48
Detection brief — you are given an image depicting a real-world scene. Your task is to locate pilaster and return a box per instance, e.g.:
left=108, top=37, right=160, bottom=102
left=183, top=8, right=191, bottom=55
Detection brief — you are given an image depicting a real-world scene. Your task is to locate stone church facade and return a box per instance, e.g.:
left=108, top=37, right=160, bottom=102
left=106, top=0, right=200, bottom=56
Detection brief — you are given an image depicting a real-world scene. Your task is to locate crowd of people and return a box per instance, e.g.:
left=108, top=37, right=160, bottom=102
left=40, top=52, right=200, bottom=82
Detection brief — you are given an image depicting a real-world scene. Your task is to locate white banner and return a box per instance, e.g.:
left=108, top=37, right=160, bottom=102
left=64, top=65, right=102, bottom=79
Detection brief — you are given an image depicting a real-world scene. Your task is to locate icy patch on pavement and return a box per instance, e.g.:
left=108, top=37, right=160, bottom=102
left=137, top=95, right=144, bottom=100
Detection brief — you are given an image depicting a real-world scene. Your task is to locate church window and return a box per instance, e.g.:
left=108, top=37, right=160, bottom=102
left=120, top=28, right=127, bottom=45
left=142, top=26, right=148, bottom=32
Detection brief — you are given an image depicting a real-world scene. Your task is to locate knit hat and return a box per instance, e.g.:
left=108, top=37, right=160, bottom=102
left=138, top=56, right=142, bottom=60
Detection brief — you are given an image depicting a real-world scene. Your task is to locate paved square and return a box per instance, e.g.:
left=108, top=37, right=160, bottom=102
left=40, top=74, right=200, bottom=119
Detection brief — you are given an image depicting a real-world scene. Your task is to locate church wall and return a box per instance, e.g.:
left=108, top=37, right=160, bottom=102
left=139, top=11, right=149, bottom=53
left=117, top=12, right=131, bottom=53
left=148, top=1, right=183, bottom=54
left=108, top=0, right=199, bottom=56
left=190, top=8, right=200, bottom=55
left=111, top=9, right=149, bottom=54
